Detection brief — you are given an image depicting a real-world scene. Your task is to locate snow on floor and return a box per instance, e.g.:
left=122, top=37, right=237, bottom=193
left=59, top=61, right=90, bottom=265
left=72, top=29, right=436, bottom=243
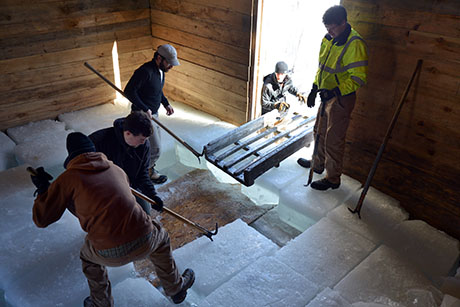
left=0, top=132, right=17, bottom=172
left=0, top=101, right=459, bottom=307
left=173, top=219, right=279, bottom=298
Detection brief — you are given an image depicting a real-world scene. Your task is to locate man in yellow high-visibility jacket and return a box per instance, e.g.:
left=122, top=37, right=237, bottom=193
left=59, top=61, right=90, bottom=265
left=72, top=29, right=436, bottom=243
left=298, top=5, right=368, bottom=190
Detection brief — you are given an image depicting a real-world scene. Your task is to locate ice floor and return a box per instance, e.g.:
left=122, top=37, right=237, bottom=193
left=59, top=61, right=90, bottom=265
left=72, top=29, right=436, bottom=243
left=0, top=101, right=459, bottom=307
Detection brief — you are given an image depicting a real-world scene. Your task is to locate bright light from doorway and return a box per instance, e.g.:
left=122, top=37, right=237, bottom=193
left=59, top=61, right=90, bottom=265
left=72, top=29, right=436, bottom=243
left=112, top=41, right=129, bottom=107
left=257, top=0, right=340, bottom=115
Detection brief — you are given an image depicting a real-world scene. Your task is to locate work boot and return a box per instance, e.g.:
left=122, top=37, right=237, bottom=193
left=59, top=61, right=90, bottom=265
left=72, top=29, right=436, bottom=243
left=310, top=178, right=340, bottom=191
left=297, top=158, right=323, bottom=174
left=149, top=167, right=168, bottom=184
left=171, top=268, right=195, bottom=304
left=83, top=296, right=93, bottom=307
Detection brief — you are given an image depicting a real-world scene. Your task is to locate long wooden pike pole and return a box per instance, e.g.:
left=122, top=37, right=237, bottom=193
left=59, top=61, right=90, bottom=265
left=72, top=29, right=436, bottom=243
left=84, top=62, right=202, bottom=161
left=348, top=59, right=423, bottom=218
left=305, top=98, right=327, bottom=187
left=27, top=166, right=217, bottom=241
left=131, top=188, right=218, bottom=241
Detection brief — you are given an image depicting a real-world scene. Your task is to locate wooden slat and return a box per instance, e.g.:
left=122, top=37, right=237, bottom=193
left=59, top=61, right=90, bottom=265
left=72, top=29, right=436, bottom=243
left=163, top=85, right=246, bottom=125
left=0, top=0, right=149, bottom=25
left=0, top=72, right=112, bottom=107
left=150, top=9, right=250, bottom=49
left=166, top=71, right=246, bottom=112
left=0, top=8, right=150, bottom=39
left=407, top=30, right=460, bottom=63
left=150, top=24, right=248, bottom=65
left=150, top=0, right=250, bottom=31
left=0, top=36, right=153, bottom=74
left=0, top=86, right=114, bottom=130
left=0, top=49, right=153, bottom=93
left=432, top=0, right=460, bottom=15
left=151, top=36, right=248, bottom=80
left=172, top=59, right=247, bottom=96
left=1, top=21, right=151, bottom=60
left=347, top=114, right=460, bottom=176
left=347, top=0, right=458, bottom=37
left=175, top=0, right=252, bottom=15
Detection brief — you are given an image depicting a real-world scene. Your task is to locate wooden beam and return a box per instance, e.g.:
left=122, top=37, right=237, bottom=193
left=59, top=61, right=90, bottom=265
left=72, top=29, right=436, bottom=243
left=150, top=0, right=250, bottom=31
left=150, top=9, right=250, bottom=49
left=166, top=71, right=247, bottom=113
left=0, top=36, right=153, bottom=74
left=163, top=85, right=246, bottom=125
left=150, top=24, right=248, bottom=65
left=151, top=36, right=248, bottom=80
left=173, top=60, right=247, bottom=96
left=0, top=8, right=150, bottom=39
left=1, top=21, right=151, bottom=60
left=408, top=30, right=460, bottom=63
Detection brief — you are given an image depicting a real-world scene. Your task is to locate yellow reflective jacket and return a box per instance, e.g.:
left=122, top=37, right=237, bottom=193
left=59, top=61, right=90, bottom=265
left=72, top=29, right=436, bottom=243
left=314, top=25, right=368, bottom=96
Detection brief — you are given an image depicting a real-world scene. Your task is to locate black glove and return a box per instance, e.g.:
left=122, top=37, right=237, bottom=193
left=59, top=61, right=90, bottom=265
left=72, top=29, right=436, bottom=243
left=332, top=87, right=341, bottom=97
left=150, top=195, right=164, bottom=212
left=30, top=167, right=53, bottom=196
left=307, top=84, right=318, bottom=108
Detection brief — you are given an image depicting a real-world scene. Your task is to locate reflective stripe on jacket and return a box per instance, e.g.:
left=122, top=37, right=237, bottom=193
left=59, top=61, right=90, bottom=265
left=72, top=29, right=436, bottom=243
left=314, top=26, right=368, bottom=96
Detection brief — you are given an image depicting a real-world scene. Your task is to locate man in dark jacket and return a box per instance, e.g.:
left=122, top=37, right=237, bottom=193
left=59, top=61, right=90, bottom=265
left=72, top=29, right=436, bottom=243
left=124, top=44, right=180, bottom=184
left=30, top=132, right=194, bottom=307
left=89, top=111, right=163, bottom=215
left=261, top=61, right=306, bottom=115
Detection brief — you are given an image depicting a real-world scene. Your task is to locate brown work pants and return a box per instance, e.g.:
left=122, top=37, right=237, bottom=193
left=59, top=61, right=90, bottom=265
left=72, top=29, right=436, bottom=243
left=80, top=219, right=182, bottom=307
left=313, top=93, right=356, bottom=184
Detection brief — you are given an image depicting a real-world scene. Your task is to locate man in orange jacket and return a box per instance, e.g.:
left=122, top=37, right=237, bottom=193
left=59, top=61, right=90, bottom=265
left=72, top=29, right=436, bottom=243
left=30, top=132, right=194, bottom=307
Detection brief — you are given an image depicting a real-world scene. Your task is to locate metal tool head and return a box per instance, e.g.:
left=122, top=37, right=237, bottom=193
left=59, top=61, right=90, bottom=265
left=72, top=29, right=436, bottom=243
left=203, top=223, right=218, bottom=241
left=347, top=207, right=362, bottom=219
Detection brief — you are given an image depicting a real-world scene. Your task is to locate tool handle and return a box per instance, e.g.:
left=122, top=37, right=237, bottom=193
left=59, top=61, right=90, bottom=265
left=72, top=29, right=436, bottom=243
left=352, top=59, right=423, bottom=215
left=130, top=188, right=217, bottom=240
left=84, top=62, right=203, bottom=160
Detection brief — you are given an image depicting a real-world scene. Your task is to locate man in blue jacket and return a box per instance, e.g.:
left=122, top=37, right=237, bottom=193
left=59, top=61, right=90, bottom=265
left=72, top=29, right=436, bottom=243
left=124, top=44, right=180, bottom=184
left=89, top=111, right=163, bottom=214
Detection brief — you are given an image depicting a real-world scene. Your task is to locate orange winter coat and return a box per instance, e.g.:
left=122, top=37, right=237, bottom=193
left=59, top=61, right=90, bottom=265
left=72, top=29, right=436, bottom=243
left=33, top=152, right=153, bottom=250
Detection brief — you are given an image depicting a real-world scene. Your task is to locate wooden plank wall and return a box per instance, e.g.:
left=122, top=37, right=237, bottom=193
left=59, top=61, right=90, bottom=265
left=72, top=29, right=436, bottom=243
left=342, top=0, right=460, bottom=239
left=148, top=0, right=253, bottom=125
left=0, top=0, right=155, bottom=130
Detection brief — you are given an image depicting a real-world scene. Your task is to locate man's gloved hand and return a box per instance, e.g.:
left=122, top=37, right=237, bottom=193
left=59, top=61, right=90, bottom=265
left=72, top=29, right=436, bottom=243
left=296, top=93, right=307, bottom=104
left=150, top=195, right=164, bottom=212
left=30, top=167, right=53, bottom=196
left=275, top=101, right=290, bottom=112
left=307, top=84, right=318, bottom=108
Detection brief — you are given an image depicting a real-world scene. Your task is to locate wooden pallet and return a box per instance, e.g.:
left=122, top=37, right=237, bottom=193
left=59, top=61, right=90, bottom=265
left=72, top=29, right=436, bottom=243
left=204, top=111, right=316, bottom=186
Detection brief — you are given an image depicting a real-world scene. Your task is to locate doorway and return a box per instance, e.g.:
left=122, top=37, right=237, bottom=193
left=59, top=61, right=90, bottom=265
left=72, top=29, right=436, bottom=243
left=250, top=0, right=340, bottom=119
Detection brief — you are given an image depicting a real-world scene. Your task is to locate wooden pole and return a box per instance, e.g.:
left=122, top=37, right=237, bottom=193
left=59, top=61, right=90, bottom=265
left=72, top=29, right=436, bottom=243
left=349, top=59, right=423, bottom=218
left=131, top=188, right=218, bottom=241
left=84, top=62, right=203, bottom=160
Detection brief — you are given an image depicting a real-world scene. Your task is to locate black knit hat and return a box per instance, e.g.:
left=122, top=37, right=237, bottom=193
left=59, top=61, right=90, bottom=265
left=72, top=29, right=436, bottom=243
left=63, top=132, right=96, bottom=168
left=275, top=61, right=288, bottom=74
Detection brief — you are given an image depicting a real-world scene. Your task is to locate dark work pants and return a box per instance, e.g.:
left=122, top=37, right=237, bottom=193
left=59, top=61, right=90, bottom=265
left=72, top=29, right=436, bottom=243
left=80, top=219, right=182, bottom=307
left=313, top=93, right=356, bottom=184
